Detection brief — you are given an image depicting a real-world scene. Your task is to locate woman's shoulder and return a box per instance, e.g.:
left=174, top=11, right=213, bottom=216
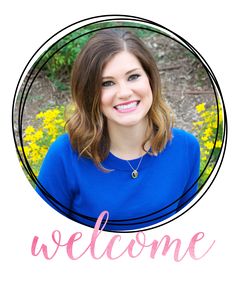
left=46, top=133, right=74, bottom=157
left=171, top=128, right=200, bottom=149
left=50, top=133, right=70, bottom=147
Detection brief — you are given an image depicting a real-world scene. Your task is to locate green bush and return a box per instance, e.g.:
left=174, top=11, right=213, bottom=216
left=193, top=101, right=223, bottom=188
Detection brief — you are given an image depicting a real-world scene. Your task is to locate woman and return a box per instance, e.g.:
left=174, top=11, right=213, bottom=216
left=36, top=28, right=200, bottom=231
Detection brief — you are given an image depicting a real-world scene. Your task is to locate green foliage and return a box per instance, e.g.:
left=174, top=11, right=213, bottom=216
left=19, top=106, right=66, bottom=177
left=193, top=102, right=224, bottom=188
left=33, top=21, right=158, bottom=90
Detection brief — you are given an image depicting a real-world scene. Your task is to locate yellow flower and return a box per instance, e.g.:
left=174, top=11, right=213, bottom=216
left=216, top=140, right=222, bottom=148
left=193, top=121, right=203, bottom=127
left=196, top=103, right=205, bottom=113
left=204, top=128, right=213, bottom=137
left=31, top=154, right=40, bottom=163
left=205, top=166, right=213, bottom=175
left=212, top=122, right=217, bottom=129
left=36, top=112, right=45, bottom=119
left=40, top=147, right=48, bottom=156
left=43, top=109, right=60, bottom=122
left=55, top=119, right=65, bottom=126
left=25, top=126, right=35, bottom=135
left=219, top=110, right=223, bottom=123
left=29, top=143, right=40, bottom=151
left=34, top=130, right=44, bottom=141
left=205, top=141, right=214, bottom=150
left=23, top=146, right=31, bottom=157
left=20, top=106, right=66, bottom=179
left=201, top=136, right=208, bottom=141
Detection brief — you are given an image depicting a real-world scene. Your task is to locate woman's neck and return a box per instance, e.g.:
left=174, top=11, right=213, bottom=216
left=108, top=119, right=151, bottom=160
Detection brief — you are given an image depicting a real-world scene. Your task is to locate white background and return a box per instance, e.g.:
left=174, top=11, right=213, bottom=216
left=1, top=0, right=235, bottom=289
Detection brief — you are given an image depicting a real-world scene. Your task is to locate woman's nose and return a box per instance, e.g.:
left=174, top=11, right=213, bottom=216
left=117, top=82, right=132, bottom=99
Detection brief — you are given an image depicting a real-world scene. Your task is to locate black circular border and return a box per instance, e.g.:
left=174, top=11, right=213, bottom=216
left=12, top=14, right=228, bottom=233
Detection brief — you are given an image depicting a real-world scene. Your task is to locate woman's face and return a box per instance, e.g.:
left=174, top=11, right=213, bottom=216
left=100, top=51, right=153, bottom=130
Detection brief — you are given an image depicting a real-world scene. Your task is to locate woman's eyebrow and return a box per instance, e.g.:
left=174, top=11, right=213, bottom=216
left=102, top=68, right=142, bottom=79
left=125, top=68, right=142, bottom=75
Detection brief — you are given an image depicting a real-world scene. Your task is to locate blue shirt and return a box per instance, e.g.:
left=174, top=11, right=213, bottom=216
left=36, top=128, right=200, bottom=231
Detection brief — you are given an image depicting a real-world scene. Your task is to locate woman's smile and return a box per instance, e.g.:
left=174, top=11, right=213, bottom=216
left=113, top=100, right=140, bottom=113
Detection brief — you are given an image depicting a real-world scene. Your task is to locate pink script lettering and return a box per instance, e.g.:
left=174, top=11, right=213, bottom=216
left=31, top=211, right=215, bottom=261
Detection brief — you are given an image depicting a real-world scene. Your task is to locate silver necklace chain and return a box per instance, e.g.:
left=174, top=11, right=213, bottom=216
left=126, top=155, right=144, bottom=179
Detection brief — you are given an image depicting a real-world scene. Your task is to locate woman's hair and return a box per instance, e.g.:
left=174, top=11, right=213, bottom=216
left=66, top=28, right=173, bottom=169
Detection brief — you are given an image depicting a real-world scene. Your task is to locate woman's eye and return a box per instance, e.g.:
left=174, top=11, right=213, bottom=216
left=128, top=74, right=141, bottom=81
left=102, top=80, right=114, bottom=87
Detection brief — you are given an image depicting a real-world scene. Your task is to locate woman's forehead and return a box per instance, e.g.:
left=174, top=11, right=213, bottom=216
left=102, top=51, right=142, bottom=77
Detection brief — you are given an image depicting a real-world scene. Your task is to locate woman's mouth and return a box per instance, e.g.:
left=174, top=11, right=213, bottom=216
left=113, top=101, right=140, bottom=113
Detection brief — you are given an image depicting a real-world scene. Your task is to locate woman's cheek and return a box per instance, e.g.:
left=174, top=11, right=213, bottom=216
left=101, top=90, right=115, bottom=106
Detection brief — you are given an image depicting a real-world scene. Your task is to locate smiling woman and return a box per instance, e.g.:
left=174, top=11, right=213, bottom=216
left=36, top=28, right=200, bottom=231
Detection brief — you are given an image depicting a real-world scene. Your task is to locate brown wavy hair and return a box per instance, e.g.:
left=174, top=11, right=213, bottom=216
left=66, top=28, right=173, bottom=169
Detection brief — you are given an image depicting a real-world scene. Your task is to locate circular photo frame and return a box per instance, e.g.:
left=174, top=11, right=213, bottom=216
left=12, top=15, right=227, bottom=232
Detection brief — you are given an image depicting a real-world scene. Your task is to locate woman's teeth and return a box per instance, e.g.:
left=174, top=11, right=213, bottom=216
left=115, top=101, right=139, bottom=110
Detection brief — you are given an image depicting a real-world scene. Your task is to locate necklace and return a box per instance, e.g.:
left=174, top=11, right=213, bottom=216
left=126, top=155, right=144, bottom=179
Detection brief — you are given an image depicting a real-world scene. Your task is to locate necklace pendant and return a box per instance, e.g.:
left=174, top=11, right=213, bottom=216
left=131, top=170, right=138, bottom=179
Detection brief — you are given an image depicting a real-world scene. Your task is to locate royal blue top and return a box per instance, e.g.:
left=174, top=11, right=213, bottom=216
left=36, top=128, right=200, bottom=231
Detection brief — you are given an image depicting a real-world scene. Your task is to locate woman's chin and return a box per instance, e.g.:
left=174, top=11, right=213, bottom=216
left=112, top=117, right=147, bottom=129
